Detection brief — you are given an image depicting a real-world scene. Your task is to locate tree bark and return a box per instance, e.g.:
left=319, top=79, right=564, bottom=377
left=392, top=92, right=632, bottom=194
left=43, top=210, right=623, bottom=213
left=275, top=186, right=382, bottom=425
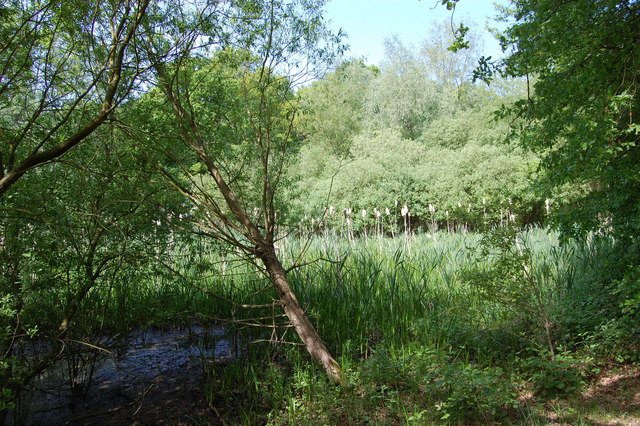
left=260, top=248, right=342, bottom=381
left=148, top=49, right=342, bottom=383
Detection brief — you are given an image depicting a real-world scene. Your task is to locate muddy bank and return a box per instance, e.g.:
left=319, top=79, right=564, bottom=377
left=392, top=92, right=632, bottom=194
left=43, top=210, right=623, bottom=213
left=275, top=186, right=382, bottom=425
left=17, top=325, right=235, bottom=425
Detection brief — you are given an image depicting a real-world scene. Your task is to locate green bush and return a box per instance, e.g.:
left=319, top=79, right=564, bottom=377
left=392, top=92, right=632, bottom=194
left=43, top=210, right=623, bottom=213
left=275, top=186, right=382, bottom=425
left=360, top=344, right=520, bottom=423
left=586, top=266, right=640, bottom=361
left=524, top=354, right=584, bottom=399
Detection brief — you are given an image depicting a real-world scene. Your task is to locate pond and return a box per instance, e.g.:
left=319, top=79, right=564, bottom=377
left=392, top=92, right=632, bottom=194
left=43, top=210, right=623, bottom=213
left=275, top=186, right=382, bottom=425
left=17, top=324, right=234, bottom=425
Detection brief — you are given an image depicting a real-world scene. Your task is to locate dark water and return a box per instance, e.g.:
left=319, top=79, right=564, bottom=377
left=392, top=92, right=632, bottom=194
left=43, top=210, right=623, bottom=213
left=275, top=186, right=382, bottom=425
left=17, top=325, right=233, bottom=425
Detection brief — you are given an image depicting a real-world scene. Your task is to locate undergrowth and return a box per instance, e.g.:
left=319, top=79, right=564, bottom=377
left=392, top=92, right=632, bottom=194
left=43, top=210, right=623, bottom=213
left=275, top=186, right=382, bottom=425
left=6, top=227, right=639, bottom=424
left=199, top=228, right=637, bottom=424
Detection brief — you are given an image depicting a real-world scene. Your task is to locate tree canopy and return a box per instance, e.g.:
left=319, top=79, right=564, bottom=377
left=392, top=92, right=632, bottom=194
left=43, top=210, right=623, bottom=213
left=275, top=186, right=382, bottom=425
left=0, top=0, right=151, bottom=196
left=291, top=29, right=536, bottom=231
left=495, top=0, right=640, bottom=244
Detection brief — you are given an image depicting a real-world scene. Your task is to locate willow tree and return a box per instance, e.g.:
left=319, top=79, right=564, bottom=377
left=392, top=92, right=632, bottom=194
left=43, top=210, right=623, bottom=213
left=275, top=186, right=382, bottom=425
left=1, top=1, right=154, bottom=418
left=0, top=0, right=152, bottom=197
left=139, top=0, right=344, bottom=380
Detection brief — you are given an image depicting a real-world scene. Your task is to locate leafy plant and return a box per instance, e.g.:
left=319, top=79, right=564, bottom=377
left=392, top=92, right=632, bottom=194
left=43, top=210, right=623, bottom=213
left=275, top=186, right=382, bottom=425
left=524, top=354, right=584, bottom=399
left=0, top=295, right=16, bottom=413
left=463, top=227, right=560, bottom=358
left=359, top=344, right=520, bottom=423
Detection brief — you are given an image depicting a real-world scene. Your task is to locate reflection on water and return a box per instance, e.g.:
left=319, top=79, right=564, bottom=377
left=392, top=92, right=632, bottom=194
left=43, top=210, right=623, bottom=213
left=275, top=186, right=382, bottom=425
left=22, top=324, right=233, bottom=425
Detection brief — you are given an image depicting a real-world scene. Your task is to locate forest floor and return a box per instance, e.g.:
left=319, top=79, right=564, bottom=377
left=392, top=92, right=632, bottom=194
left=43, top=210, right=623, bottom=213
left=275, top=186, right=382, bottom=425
left=17, top=327, right=640, bottom=425
left=529, top=364, right=640, bottom=425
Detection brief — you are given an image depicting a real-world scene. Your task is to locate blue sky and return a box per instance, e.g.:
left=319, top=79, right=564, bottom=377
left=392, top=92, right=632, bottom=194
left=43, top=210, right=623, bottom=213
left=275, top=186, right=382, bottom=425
left=322, top=0, right=506, bottom=66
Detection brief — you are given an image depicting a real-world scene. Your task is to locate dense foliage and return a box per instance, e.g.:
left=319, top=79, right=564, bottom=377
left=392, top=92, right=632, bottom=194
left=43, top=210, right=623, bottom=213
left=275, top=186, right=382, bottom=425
left=497, top=0, right=640, bottom=245
left=291, top=33, right=540, bottom=231
left=1, top=0, right=639, bottom=423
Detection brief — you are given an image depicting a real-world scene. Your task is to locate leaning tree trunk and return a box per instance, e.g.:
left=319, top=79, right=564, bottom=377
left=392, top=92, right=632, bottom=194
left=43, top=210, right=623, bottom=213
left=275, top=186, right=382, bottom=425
left=149, top=58, right=342, bottom=382
left=260, top=248, right=341, bottom=381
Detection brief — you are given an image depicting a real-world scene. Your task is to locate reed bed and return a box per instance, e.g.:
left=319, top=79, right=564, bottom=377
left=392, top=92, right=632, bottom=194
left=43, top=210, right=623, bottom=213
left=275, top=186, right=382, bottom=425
left=192, top=228, right=616, bottom=424
left=23, top=226, right=606, bottom=363
left=282, top=231, right=583, bottom=360
left=137, top=228, right=609, bottom=366
left=13, top=227, right=616, bottom=424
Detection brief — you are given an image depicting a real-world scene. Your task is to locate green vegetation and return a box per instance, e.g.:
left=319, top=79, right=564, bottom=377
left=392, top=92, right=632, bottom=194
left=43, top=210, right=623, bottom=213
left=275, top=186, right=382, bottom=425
left=292, top=30, right=540, bottom=231
left=496, top=0, right=640, bottom=245
left=1, top=0, right=639, bottom=423
left=201, top=230, right=636, bottom=423
left=6, top=227, right=637, bottom=423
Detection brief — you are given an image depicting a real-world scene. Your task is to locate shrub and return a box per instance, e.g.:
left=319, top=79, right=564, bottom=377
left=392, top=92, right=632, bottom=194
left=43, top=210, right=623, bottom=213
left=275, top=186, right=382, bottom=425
left=524, top=354, right=584, bottom=399
left=359, top=344, right=520, bottom=423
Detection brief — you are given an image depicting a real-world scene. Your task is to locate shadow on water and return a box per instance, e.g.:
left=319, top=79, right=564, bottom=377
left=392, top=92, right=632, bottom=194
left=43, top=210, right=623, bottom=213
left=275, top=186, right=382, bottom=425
left=16, top=323, right=239, bottom=425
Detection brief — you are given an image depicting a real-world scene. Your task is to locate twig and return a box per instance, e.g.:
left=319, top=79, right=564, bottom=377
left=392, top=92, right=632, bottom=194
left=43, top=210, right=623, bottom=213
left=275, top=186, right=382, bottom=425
left=60, top=338, right=114, bottom=355
left=249, top=339, right=303, bottom=346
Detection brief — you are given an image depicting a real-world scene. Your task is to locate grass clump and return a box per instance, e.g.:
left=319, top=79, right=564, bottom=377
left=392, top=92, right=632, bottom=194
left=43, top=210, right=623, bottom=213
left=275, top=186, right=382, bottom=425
left=198, top=227, right=639, bottom=424
left=206, top=343, right=521, bottom=424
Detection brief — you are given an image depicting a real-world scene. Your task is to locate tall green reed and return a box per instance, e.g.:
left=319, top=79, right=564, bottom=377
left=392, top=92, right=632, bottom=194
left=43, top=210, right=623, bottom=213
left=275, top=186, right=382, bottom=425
left=23, top=226, right=606, bottom=367
left=277, top=229, right=610, bottom=364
